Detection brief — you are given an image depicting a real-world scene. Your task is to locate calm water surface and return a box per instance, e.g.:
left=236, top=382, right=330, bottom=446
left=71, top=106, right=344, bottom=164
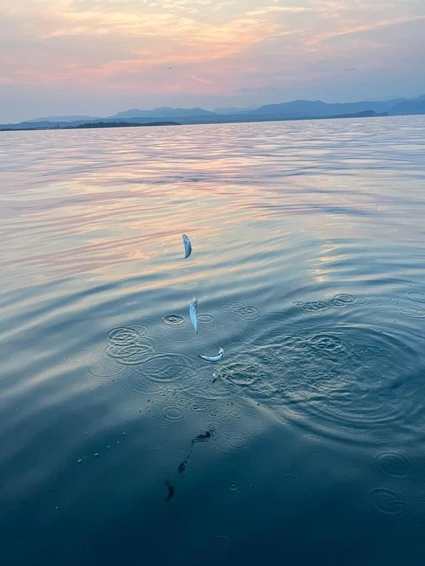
left=1, top=117, right=425, bottom=565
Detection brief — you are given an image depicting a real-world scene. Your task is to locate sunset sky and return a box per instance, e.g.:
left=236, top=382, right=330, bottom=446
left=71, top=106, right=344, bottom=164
left=1, top=0, right=424, bottom=122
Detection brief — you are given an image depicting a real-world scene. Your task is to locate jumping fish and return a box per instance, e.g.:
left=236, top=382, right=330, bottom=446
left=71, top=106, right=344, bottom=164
left=199, top=347, right=224, bottom=362
left=182, top=234, right=192, bottom=259
left=189, top=297, right=198, bottom=334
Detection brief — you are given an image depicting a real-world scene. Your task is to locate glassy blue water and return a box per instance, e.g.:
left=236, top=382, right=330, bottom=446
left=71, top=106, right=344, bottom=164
left=1, top=116, right=425, bottom=565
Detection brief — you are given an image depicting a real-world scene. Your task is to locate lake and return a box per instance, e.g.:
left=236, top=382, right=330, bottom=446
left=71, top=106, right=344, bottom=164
left=1, top=116, right=425, bottom=565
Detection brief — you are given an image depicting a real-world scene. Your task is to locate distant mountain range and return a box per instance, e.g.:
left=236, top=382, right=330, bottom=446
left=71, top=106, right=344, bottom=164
left=113, top=106, right=214, bottom=119
left=1, top=95, right=425, bottom=131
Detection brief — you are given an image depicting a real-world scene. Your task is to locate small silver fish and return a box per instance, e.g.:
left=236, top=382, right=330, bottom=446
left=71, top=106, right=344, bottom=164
left=189, top=297, right=198, bottom=334
left=182, top=234, right=192, bottom=259
left=199, top=347, right=224, bottom=362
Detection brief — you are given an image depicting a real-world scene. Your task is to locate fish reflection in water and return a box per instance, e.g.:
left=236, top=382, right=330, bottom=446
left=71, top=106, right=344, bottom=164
left=177, top=429, right=215, bottom=477
left=164, top=480, right=175, bottom=503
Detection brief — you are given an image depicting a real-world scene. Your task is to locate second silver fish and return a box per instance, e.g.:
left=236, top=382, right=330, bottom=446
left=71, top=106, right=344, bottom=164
left=189, top=297, right=198, bottom=334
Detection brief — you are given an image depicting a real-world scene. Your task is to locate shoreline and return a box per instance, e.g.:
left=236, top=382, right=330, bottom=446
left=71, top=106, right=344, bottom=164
left=0, top=110, right=391, bottom=133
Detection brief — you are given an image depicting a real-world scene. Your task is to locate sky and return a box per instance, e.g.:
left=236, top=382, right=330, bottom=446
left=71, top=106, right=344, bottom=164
left=0, top=0, right=425, bottom=122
